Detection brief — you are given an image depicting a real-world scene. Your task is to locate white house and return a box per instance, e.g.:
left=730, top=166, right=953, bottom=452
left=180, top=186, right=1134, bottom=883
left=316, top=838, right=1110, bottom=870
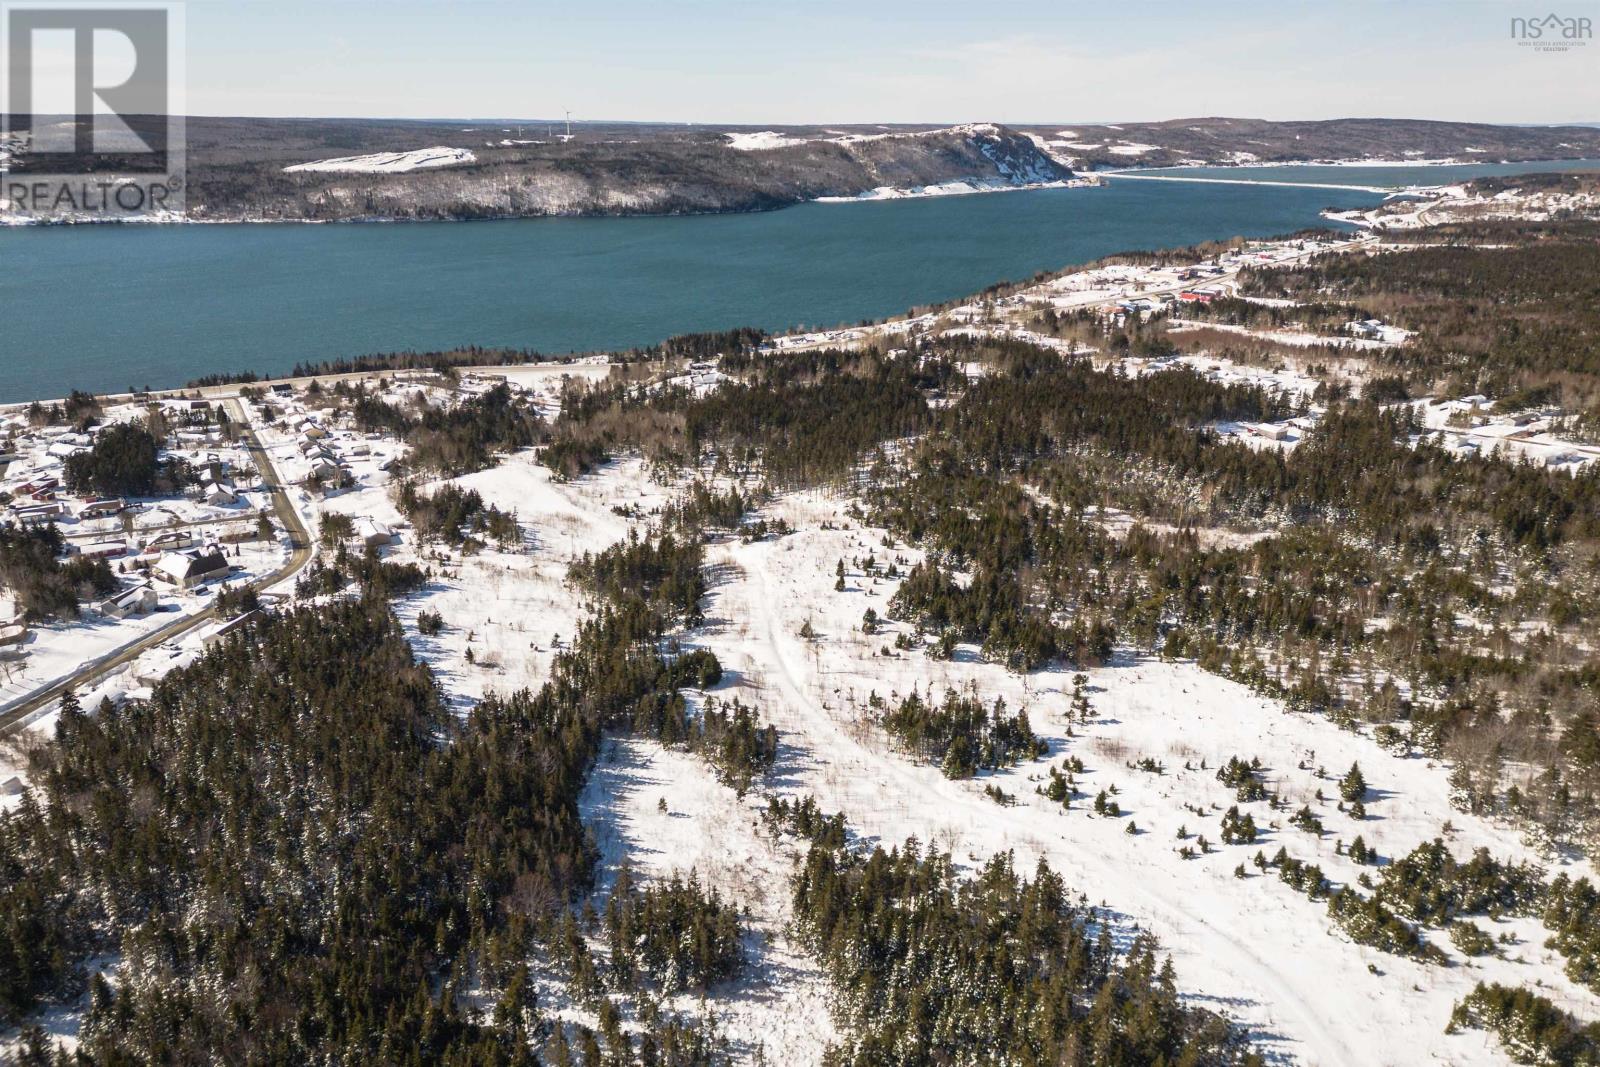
left=202, top=480, right=238, bottom=506
left=141, top=530, right=196, bottom=555
left=72, top=540, right=129, bottom=561
left=12, top=501, right=64, bottom=525
left=98, top=581, right=159, bottom=619
left=308, top=457, right=341, bottom=483
left=78, top=498, right=126, bottom=520
left=153, top=549, right=231, bottom=589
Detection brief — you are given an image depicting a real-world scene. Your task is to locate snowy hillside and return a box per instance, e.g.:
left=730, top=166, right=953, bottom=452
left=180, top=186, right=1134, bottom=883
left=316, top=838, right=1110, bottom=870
left=283, top=146, right=477, bottom=173
left=204, top=122, right=1074, bottom=221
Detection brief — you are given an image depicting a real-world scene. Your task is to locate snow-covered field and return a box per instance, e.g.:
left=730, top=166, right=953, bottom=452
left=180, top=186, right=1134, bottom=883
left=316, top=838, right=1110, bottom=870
left=1123, top=352, right=1328, bottom=404
left=1167, top=320, right=1402, bottom=351
left=579, top=738, right=839, bottom=1061
left=671, top=491, right=1600, bottom=1066
left=725, top=123, right=1016, bottom=154
left=362, top=455, right=673, bottom=708
left=283, top=147, right=477, bottom=174
left=1411, top=396, right=1600, bottom=470
left=1328, top=181, right=1600, bottom=230
left=7, top=206, right=1598, bottom=1061
left=324, top=446, right=1600, bottom=1066
left=724, top=131, right=810, bottom=151
left=312, top=455, right=844, bottom=1056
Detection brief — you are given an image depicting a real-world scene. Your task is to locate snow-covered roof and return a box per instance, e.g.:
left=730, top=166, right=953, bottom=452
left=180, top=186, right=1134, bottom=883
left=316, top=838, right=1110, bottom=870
left=154, top=549, right=228, bottom=582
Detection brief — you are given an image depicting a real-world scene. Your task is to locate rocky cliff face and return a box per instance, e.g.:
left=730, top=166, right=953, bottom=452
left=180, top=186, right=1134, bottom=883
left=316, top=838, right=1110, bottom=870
left=180, top=123, right=1074, bottom=222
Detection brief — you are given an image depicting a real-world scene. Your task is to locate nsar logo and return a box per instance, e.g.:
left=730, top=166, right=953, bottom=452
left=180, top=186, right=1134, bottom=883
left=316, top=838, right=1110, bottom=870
left=1511, top=12, right=1593, bottom=50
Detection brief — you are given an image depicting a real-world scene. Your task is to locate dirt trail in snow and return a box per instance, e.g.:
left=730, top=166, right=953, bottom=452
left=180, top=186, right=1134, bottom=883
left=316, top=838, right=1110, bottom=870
left=384, top=461, right=1591, bottom=1066
left=731, top=541, right=1367, bottom=1067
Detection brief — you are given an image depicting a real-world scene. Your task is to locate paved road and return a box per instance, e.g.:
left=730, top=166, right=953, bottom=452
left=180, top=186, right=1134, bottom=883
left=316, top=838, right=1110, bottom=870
left=0, top=400, right=313, bottom=737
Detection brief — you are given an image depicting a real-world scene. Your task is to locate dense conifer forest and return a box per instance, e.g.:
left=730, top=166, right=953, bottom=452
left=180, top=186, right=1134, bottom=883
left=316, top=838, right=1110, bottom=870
left=779, top=806, right=1257, bottom=1066
left=0, top=504, right=742, bottom=1061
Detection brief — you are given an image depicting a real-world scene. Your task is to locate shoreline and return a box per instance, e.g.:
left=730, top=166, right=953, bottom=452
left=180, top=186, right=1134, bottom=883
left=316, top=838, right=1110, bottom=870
left=0, top=176, right=1099, bottom=227
left=0, top=226, right=1377, bottom=408
left=1096, top=154, right=1600, bottom=172
left=6, top=156, right=1596, bottom=228
left=1099, top=172, right=1398, bottom=194
left=814, top=176, right=1100, bottom=204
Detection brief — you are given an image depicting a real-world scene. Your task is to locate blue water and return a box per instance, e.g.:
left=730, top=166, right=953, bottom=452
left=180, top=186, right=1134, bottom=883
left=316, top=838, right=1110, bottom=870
left=1, top=159, right=1594, bottom=401
left=1137, top=158, right=1600, bottom=189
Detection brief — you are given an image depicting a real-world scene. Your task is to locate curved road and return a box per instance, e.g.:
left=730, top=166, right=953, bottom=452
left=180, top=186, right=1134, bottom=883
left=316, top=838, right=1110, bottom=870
left=0, top=398, right=312, bottom=737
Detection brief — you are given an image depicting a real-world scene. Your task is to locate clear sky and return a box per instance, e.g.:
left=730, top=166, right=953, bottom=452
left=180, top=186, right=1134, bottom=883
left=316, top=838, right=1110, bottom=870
left=182, top=0, right=1600, bottom=125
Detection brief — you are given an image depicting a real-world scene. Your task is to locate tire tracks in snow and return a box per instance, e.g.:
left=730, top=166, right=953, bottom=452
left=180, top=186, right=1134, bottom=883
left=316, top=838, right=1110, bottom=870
left=712, top=537, right=1367, bottom=1067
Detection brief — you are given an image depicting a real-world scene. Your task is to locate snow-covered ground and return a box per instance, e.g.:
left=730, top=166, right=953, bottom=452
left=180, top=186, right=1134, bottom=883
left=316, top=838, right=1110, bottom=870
left=671, top=490, right=1600, bottom=1067
left=724, top=131, right=810, bottom=151
left=1411, top=397, right=1600, bottom=470
left=335, top=454, right=842, bottom=1056
left=726, top=123, right=1024, bottom=155
left=0, top=538, right=286, bottom=719
left=365, top=455, right=674, bottom=709
left=579, top=738, right=838, bottom=1061
left=8, top=374, right=1598, bottom=1063
left=1327, top=182, right=1600, bottom=230
left=816, top=176, right=1088, bottom=203
left=1168, top=320, right=1400, bottom=352
left=757, top=234, right=1369, bottom=360
left=1084, top=504, right=1275, bottom=551
left=1117, top=352, right=1327, bottom=405
left=283, top=147, right=476, bottom=174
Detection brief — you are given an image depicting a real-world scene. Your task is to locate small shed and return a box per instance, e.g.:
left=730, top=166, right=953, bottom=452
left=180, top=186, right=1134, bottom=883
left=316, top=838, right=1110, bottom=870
left=202, top=609, right=261, bottom=648
left=356, top=519, right=397, bottom=549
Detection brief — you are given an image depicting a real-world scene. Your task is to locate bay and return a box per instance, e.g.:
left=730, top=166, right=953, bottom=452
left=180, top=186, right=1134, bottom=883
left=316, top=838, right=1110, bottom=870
left=1, top=158, right=1592, bottom=401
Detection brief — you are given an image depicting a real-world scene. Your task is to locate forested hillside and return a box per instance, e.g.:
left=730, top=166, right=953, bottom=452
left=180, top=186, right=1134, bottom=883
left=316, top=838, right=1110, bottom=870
left=1022, top=117, right=1600, bottom=169
left=63, top=121, right=1073, bottom=222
